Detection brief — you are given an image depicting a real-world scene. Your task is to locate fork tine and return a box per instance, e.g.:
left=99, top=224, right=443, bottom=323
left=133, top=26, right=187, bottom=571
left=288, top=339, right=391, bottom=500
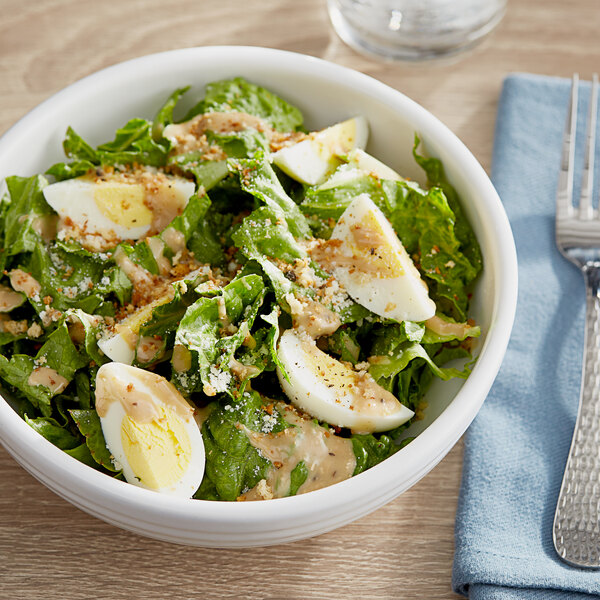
left=557, top=73, right=579, bottom=221
left=580, top=73, right=598, bottom=220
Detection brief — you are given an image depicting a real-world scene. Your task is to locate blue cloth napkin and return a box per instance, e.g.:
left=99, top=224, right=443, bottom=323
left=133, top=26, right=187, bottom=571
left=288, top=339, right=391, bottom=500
left=452, top=73, right=600, bottom=598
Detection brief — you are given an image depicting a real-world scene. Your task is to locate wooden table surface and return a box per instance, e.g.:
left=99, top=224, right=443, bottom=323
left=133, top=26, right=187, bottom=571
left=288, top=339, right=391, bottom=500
left=0, top=1, right=598, bottom=598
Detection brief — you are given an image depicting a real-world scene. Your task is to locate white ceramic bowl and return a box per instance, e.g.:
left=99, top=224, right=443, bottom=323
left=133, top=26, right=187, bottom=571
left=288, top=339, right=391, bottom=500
left=0, top=46, right=517, bottom=547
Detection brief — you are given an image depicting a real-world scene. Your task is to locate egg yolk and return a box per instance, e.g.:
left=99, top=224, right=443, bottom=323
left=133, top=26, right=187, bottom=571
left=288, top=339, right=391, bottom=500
left=94, top=183, right=153, bottom=229
left=120, top=404, right=191, bottom=490
left=347, top=210, right=404, bottom=279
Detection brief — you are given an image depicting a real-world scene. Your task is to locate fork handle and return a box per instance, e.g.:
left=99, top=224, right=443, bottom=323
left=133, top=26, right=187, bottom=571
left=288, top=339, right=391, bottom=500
left=553, top=264, right=600, bottom=568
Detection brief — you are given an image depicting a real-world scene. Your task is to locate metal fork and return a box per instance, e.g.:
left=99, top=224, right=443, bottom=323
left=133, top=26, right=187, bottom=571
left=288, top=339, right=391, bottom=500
left=553, top=73, right=600, bottom=569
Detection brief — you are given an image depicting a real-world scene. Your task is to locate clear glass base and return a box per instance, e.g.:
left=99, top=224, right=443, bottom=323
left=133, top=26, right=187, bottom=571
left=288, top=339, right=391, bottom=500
left=327, top=0, right=506, bottom=62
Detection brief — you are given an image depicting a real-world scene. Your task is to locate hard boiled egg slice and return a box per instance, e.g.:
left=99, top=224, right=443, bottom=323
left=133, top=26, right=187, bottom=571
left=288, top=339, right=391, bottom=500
left=272, top=116, right=368, bottom=186
left=43, top=171, right=195, bottom=246
left=346, top=148, right=403, bottom=181
left=276, top=329, right=413, bottom=433
left=98, top=291, right=175, bottom=364
left=96, top=363, right=204, bottom=497
left=329, top=193, right=436, bottom=323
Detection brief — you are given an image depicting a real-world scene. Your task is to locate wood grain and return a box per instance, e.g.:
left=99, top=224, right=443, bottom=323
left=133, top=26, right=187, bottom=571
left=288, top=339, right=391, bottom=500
left=0, top=1, right=599, bottom=598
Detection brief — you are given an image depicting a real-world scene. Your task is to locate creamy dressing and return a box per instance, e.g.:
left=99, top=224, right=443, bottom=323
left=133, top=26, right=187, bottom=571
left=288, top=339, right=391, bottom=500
left=136, top=336, right=165, bottom=363
left=228, top=356, right=261, bottom=380
left=27, top=367, right=69, bottom=394
left=242, top=404, right=356, bottom=498
left=285, top=294, right=341, bottom=338
left=32, top=215, right=58, bottom=242
left=161, top=227, right=186, bottom=255
left=164, top=111, right=306, bottom=156
left=425, top=315, right=472, bottom=339
left=67, top=319, right=86, bottom=344
left=143, top=183, right=187, bottom=233
left=113, top=246, right=154, bottom=288
left=0, top=284, right=24, bottom=312
left=96, top=367, right=193, bottom=424
left=9, top=269, right=41, bottom=298
left=146, top=236, right=171, bottom=276
left=216, top=295, right=229, bottom=327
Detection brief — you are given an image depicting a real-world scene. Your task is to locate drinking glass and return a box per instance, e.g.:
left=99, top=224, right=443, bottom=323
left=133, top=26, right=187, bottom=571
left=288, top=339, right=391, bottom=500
left=327, top=0, right=507, bottom=61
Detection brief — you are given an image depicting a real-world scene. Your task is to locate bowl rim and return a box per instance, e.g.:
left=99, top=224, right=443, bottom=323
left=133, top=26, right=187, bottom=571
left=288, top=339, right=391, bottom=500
left=0, top=46, right=518, bottom=531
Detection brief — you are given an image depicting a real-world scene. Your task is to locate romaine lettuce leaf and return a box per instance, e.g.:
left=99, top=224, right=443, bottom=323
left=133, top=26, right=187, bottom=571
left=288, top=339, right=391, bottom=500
left=152, top=86, right=190, bottom=141
left=173, top=274, right=266, bottom=395
left=288, top=461, right=309, bottom=496
left=25, top=242, right=124, bottom=317
left=422, top=314, right=481, bottom=344
left=65, top=309, right=108, bottom=367
left=2, top=175, right=54, bottom=265
left=95, top=118, right=170, bottom=166
left=413, top=135, right=483, bottom=276
left=183, top=77, right=303, bottom=132
left=24, top=415, right=80, bottom=450
left=368, top=341, right=470, bottom=383
left=368, top=322, right=470, bottom=383
left=229, top=155, right=310, bottom=239
left=160, top=192, right=211, bottom=246
left=194, top=390, right=287, bottom=501
left=167, top=156, right=229, bottom=190
left=232, top=205, right=305, bottom=302
left=70, top=408, right=118, bottom=471
left=187, top=206, right=229, bottom=266
left=351, top=433, right=397, bottom=475
left=64, top=443, right=103, bottom=469
left=206, top=129, right=269, bottom=158
left=0, top=322, right=88, bottom=414
left=54, top=118, right=170, bottom=171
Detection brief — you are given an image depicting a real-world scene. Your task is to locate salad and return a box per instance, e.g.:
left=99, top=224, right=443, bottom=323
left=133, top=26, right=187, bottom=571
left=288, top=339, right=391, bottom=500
left=0, top=78, right=482, bottom=501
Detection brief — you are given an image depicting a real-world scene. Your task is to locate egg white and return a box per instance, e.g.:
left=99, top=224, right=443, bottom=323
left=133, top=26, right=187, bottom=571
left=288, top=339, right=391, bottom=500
left=272, top=116, right=368, bottom=185
left=330, top=193, right=436, bottom=323
left=276, top=329, right=414, bottom=433
left=97, top=363, right=204, bottom=498
left=43, top=174, right=194, bottom=242
left=346, top=148, right=403, bottom=181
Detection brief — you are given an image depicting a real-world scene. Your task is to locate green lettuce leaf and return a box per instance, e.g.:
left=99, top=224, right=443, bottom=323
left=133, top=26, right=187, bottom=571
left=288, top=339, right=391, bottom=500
left=194, top=390, right=287, bottom=501
left=46, top=160, right=96, bottom=181
left=229, top=155, right=310, bottom=239
left=24, top=415, right=80, bottom=450
left=173, top=274, right=266, bottom=395
left=206, top=129, right=269, bottom=158
left=57, top=118, right=170, bottom=169
left=0, top=322, right=88, bottom=414
left=152, top=86, right=190, bottom=141
left=167, top=156, right=230, bottom=190
left=96, top=118, right=170, bottom=166
left=351, top=433, right=397, bottom=475
left=422, top=314, right=481, bottom=344
left=183, top=77, right=303, bottom=132
left=70, top=408, right=118, bottom=471
left=160, top=192, right=211, bottom=247
left=62, top=126, right=98, bottom=163
left=187, top=205, right=229, bottom=266
left=2, top=175, right=54, bottom=264
left=65, top=309, right=108, bottom=366
left=64, top=443, right=102, bottom=469
left=25, top=242, right=123, bottom=317
left=413, top=135, right=483, bottom=276
left=288, top=461, right=309, bottom=496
